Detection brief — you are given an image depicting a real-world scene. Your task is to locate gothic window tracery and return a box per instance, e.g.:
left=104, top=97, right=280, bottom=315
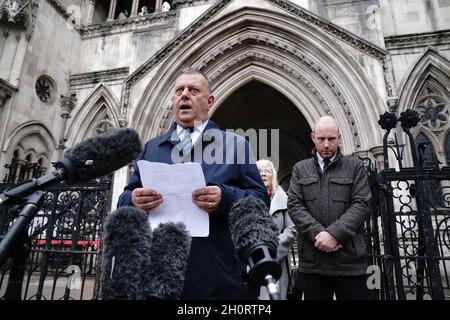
left=414, top=79, right=450, bottom=167
left=416, top=89, right=450, bottom=131
left=3, top=133, right=50, bottom=183
left=94, top=114, right=114, bottom=135
left=35, top=76, right=56, bottom=104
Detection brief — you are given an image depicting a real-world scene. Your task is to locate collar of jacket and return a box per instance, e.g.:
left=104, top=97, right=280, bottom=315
left=158, top=120, right=221, bottom=146
left=311, top=147, right=343, bottom=170
left=270, top=186, right=287, bottom=215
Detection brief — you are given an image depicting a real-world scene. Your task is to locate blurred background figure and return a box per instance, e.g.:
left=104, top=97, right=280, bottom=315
left=256, top=159, right=297, bottom=300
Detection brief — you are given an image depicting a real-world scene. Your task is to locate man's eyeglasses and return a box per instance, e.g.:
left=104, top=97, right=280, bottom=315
left=258, top=169, right=273, bottom=175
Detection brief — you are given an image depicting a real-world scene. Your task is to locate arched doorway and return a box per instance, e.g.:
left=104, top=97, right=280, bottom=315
left=211, top=80, right=313, bottom=190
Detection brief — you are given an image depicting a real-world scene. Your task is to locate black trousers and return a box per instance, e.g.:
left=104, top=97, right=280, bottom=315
left=299, top=272, right=369, bottom=300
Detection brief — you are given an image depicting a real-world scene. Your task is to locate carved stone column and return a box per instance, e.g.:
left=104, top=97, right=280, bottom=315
left=0, top=0, right=37, bottom=40
left=387, top=97, right=399, bottom=112
left=107, top=0, right=118, bottom=20
left=130, top=0, right=139, bottom=16
left=84, top=0, right=96, bottom=24
left=58, top=94, right=77, bottom=159
left=155, top=0, right=163, bottom=12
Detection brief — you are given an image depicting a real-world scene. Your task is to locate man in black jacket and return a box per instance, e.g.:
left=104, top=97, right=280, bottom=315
left=287, top=116, right=371, bottom=300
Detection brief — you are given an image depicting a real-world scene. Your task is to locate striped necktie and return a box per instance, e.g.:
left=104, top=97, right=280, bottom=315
left=180, top=127, right=193, bottom=156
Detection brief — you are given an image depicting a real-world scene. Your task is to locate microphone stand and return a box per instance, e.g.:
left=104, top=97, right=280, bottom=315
left=0, top=191, right=45, bottom=299
left=264, top=275, right=281, bottom=301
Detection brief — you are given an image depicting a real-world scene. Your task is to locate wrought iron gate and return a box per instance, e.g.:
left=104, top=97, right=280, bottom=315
left=366, top=110, right=450, bottom=300
left=0, top=180, right=111, bottom=300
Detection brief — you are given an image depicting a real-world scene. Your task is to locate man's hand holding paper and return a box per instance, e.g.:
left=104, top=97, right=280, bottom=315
left=131, top=188, right=163, bottom=211
left=137, top=161, right=210, bottom=237
left=192, top=185, right=222, bottom=214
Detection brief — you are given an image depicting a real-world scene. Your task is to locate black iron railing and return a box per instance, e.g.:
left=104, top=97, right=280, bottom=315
left=367, top=110, right=450, bottom=300
left=0, top=180, right=111, bottom=300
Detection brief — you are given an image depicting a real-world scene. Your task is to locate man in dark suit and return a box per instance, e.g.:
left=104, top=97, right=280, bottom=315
left=117, top=68, right=269, bottom=299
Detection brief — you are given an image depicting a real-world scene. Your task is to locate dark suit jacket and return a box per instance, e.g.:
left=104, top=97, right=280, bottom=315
left=118, top=120, right=269, bottom=299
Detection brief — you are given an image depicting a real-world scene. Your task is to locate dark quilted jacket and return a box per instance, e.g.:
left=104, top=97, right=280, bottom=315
left=287, top=149, right=371, bottom=276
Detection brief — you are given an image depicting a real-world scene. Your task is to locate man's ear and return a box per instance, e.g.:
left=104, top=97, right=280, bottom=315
left=207, top=95, right=215, bottom=112
left=310, top=132, right=315, bottom=142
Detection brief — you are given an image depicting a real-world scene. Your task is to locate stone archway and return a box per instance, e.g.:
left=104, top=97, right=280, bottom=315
left=211, top=80, right=313, bottom=189
left=127, top=3, right=385, bottom=155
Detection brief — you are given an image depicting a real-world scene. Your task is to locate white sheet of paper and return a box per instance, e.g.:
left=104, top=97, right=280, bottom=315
left=137, top=160, right=209, bottom=237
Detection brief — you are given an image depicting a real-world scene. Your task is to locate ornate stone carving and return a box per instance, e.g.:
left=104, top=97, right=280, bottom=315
left=0, top=0, right=37, bottom=39
left=0, top=78, right=17, bottom=109
left=266, top=0, right=387, bottom=60
left=118, top=118, right=128, bottom=128
left=122, top=0, right=394, bottom=148
left=158, top=105, right=173, bottom=134
left=0, top=86, right=13, bottom=109
left=172, top=0, right=215, bottom=9
left=385, top=30, right=450, bottom=50
left=94, top=114, right=114, bottom=135
left=382, top=54, right=398, bottom=99
left=81, top=10, right=176, bottom=39
left=417, top=95, right=449, bottom=131
left=59, top=93, right=77, bottom=119
left=58, top=93, right=77, bottom=156
left=200, top=34, right=361, bottom=147
left=0, top=78, right=17, bottom=104
left=123, top=0, right=388, bottom=107
left=69, top=67, right=130, bottom=86
left=387, top=96, right=398, bottom=112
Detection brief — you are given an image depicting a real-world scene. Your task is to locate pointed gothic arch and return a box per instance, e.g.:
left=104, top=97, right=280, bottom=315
left=399, top=47, right=450, bottom=168
left=67, top=83, right=120, bottom=145
left=398, top=47, right=450, bottom=113
left=2, top=121, right=56, bottom=179
left=414, top=130, right=440, bottom=165
left=127, top=4, right=385, bottom=154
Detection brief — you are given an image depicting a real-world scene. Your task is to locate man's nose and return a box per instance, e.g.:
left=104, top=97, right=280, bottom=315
left=182, top=87, right=191, bottom=96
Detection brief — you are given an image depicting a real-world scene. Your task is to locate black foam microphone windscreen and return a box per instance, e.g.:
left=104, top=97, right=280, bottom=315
left=100, top=206, right=152, bottom=300
left=229, top=196, right=282, bottom=300
left=229, top=196, right=279, bottom=252
left=60, top=128, right=142, bottom=183
left=144, top=222, right=191, bottom=300
left=0, top=128, right=142, bottom=208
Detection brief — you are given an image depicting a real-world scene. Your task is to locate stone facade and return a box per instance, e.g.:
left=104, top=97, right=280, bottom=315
left=0, top=0, right=449, bottom=206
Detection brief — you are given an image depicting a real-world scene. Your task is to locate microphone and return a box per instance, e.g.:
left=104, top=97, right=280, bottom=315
left=99, top=206, right=152, bottom=300
left=229, top=196, right=282, bottom=300
left=0, top=128, right=142, bottom=208
left=144, top=222, right=191, bottom=300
